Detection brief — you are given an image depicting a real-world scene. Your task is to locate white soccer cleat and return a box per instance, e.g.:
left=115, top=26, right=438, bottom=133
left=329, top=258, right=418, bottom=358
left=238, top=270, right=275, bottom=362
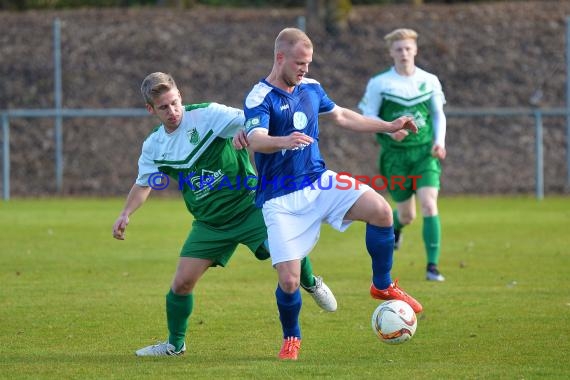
left=301, top=276, right=337, bottom=312
left=135, top=341, right=186, bottom=356
left=426, top=267, right=445, bottom=282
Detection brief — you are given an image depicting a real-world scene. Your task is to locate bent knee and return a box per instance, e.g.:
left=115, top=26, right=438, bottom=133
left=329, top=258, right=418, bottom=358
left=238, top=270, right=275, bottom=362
left=421, top=203, right=438, bottom=216
left=279, top=276, right=300, bottom=294
left=398, top=211, right=416, bottom=225
left=171, top=278, right=195, bottom=295
left=368, top=195, right=393, bottom=226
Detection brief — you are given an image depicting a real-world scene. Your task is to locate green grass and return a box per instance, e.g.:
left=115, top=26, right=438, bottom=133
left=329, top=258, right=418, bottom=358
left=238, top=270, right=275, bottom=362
left=0, top=196, right=569, bottom=379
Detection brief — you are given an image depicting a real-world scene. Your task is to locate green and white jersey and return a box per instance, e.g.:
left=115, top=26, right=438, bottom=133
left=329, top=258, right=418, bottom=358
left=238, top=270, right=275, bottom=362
left=359, top=66, right=445, bottom=149
left=136, top=103, right=256, bottom=227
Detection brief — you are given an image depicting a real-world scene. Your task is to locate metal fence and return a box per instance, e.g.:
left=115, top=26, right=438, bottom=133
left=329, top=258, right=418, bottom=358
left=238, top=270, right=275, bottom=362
left=1, top=106, right=567, bottom=201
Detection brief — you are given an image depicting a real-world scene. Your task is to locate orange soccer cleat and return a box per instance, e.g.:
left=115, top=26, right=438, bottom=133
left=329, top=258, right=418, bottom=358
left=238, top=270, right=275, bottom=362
left=278, top=336, right=302, bottom=360
left=370, top=279, right=423, bottom=313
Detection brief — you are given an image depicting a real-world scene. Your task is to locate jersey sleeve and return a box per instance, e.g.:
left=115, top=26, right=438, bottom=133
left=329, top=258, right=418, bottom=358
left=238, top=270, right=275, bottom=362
left=203, top=103, right=246, bottom=138
left=318, top=85, right=336, bottom=114
left=244, top=108, right=269, bottom=136
left=358, top=78, right=383, bottom=117
left=244, top=83, right=272, bottom=136
left=430, top=76, right=447, bottom=147
left=135, top=137, right=158, bottom=187
left=430, top=74, right=446, bottom=105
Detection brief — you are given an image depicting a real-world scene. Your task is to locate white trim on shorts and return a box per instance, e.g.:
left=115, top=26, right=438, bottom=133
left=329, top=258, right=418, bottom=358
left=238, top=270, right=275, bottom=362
left=262, top=169, right=371, bottom=266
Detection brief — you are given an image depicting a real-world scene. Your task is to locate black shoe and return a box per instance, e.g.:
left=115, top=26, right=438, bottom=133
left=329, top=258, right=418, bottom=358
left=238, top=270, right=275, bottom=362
left=426, top=264, right=445, bottom=282
left=394, top=229, right=402, bottom=250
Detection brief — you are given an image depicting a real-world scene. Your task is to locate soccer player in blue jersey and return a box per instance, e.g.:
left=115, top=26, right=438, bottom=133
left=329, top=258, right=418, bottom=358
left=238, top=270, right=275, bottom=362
left=236, top=28, right=423, bottom=360
left=112, top=72, right=337, bottom=357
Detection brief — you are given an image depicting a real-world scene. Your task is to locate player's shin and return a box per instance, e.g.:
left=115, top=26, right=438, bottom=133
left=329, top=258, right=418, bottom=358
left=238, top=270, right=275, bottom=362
left=166, top=289, right=193, bottom=351
left=275, top=285, right=302, bottom=339
left=299, top=256, right=315, bottom=288
left=366, top=223, right=395, bottom=290
left=423, top=215, right=441, bottom=264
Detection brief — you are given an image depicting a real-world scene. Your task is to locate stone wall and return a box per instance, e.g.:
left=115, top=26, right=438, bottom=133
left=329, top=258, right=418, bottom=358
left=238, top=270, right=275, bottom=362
left=1, top=1, right=568, bottom=196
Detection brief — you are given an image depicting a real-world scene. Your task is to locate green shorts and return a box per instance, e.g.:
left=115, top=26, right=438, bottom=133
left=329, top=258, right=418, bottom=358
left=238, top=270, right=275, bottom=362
left=379, top=144, right=441, bottom=203
left=180, top=204, right=269, bottom=267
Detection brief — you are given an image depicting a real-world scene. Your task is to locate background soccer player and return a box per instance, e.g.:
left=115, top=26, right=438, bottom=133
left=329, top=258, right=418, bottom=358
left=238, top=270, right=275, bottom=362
left=359, top=28, right=447, bottom=282
left=112, top=72, right=337, bottom=356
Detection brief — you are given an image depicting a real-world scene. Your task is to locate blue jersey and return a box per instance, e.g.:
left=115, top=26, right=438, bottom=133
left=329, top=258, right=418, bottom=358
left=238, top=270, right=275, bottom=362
left=244, top=78, right=336, bottom=206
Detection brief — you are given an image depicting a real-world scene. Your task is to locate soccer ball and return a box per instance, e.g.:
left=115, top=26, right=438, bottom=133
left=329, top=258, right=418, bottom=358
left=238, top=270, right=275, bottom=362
left=371, top=300, right=417, bottom=344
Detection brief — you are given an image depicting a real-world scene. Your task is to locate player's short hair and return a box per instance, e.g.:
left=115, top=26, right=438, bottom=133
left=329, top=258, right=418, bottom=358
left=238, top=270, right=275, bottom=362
left=141, top=72, right=178, bottom=106
left=384, top=28, right=418, bottom=47
left=275, top=27, right=313, bottom=56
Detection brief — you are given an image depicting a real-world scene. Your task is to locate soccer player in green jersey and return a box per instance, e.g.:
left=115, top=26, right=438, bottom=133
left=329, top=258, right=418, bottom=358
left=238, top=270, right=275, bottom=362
left=358, top=28, right=447, bottom=282
left=112, top=72, right=337, bottom=356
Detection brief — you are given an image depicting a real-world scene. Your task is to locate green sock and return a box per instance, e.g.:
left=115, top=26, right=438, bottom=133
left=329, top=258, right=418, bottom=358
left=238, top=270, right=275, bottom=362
left=393, top=210, right=404, bottom=231
left=299, top=256, right=315, bottom=288
left=166, top=289, right=193, bottom=351
left=423, top=215, right=441, bottom=265
left=254, top=244, right=270, bottom=261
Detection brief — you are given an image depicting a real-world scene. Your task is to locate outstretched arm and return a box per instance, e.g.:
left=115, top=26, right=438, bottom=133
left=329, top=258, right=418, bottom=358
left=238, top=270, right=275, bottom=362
left=112, top=184, right=152, bottom=240
left=322, top=105, right=418, bottom=134
left=246, top=129, right=314, bottom=154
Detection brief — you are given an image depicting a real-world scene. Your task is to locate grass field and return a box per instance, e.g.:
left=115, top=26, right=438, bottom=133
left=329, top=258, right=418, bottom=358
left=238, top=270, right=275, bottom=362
left=1, top=196, right=569, bottom=379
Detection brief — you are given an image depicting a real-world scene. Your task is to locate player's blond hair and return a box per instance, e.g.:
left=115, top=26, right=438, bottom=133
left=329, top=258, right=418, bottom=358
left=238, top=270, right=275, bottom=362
left=384, top=28, right=418, bottom=47
left=274, top=27, right=313, bottom=56
left=141, top=72, right=178, bottom=106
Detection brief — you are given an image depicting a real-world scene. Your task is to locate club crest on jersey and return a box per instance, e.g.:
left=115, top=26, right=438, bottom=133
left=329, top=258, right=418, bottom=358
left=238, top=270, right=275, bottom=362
left=293, top=112, right=308, bottom=130
left=419, top=82, right=427, bottom=92
left=187, top=128, right=200, bottom=145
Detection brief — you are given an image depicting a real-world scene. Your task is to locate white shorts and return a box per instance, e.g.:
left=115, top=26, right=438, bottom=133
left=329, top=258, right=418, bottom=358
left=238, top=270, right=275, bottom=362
left=262, top=170, right=371, bottom=266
